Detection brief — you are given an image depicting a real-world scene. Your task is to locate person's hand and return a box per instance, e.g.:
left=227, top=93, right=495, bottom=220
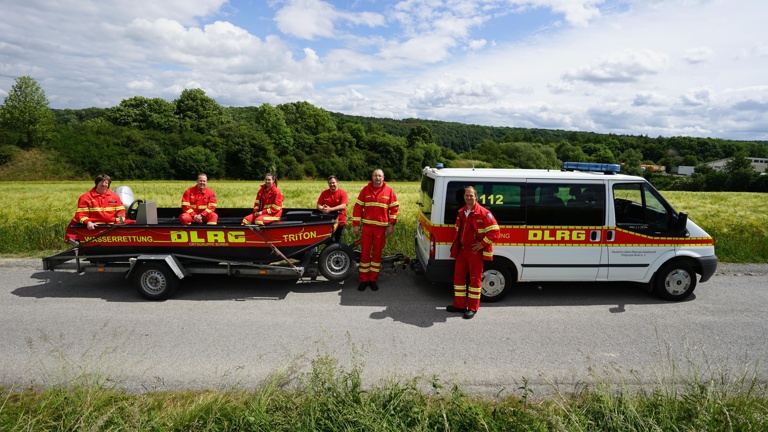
left=86, top=221, right=95, bottom=230
left=353, top=226, right=360, bottom=235
left=471, top=241, right=484, bottom=252
left=194, top=214, right=203, bottom=223
left=386, top=224, right=394, bottom=236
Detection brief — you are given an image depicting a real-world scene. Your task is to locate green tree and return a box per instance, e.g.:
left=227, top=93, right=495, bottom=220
left=406, top=124, right=435, bottom=147
left=254, top=103, right=293, bottom=155
left=104, top=96, right=177, bottom=132
left=619, top=148, right=643, bottom=176
left=0, top=76, right=55, bottom=148
left=174, top=146, right=222, bottom=178
left=174, top=89, right=227, bottom=135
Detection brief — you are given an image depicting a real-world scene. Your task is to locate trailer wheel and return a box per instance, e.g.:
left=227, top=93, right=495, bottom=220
left=318, top=243, right=354, bottom=281
left=134, top=262, right=178, bottom=300
left=481, top=260, right=513, bottom=303
left=653, top=261, right=696, bottom=301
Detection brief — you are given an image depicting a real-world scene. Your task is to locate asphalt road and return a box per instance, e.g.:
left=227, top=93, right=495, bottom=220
left=1, top=258, right=767, bottom=396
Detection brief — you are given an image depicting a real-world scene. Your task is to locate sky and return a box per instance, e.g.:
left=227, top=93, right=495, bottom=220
left=1, top=0, right=766, bottom=141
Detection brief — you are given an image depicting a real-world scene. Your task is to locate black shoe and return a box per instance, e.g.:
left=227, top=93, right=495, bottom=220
left=463, top=310, right=476, bottom=320
left=369, top=281, right=379, bottom=291
left=446, top=305, right=464, bottom=313
left=357, top=282, right=368, bottom=291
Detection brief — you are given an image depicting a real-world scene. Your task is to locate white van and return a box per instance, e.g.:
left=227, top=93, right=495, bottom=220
left=414, top=163, right=718, bottom=301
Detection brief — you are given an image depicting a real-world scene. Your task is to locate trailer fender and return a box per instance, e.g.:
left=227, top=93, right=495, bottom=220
left=126, top=254, right=188, bottom=280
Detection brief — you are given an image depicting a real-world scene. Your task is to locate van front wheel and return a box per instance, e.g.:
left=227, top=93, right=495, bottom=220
left=481, top=260, right=512, bottom=302
left=654, top=261, right=697, bottom=301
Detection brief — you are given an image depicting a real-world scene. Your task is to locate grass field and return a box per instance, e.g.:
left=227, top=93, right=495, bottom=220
left=0, top=180, right=765, bottom=262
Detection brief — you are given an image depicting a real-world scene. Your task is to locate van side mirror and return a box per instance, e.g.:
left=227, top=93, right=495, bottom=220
left=673, top=212, right=688, bottom=235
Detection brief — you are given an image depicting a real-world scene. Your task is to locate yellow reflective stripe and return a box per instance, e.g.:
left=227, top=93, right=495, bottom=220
left=389, top=201, right=399, bottom=207
left=370, top=262, right=380, bottom=268
left=468, top=293, right=481, bottom=299
left=350, top=217, right=361, bottom=222
left=364, top=202, right=389, bottom=209
left=262, top=216, right=280, bottom=221
left=181, top=201, right=191, bottom=206
left=78, top=217, right=89, bottom=224
left=483, top=251, right=493, bottom=257
left=483, top=237, right=493, bottom=244
left=355, top=199, right=365, bottom=205
left=359, top=263, right=370, bottom=269
left=361, top=219, right=389, bottom=226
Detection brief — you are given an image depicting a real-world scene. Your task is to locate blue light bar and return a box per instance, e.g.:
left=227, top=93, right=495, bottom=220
left=563, top=161, right=621, bottom=174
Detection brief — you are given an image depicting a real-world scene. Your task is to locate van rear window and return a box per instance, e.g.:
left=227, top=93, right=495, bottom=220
left=444, top=182, right=524, bottom=224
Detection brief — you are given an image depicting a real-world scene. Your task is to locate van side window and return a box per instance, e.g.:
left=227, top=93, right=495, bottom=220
left=613, top=183, right=673, bottom=236
left=527, top=183, right=605, bottom=226
left=444, top=181, right=524, bottom=224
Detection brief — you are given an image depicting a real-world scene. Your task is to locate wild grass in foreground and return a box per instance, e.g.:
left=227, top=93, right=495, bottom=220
left=1, top=354, right=767, bottom=431
left=0, top=180, right=765, bottom=262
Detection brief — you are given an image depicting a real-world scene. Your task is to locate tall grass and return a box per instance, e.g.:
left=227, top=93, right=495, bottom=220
left=2, top=352, right=767, bottom=431
left=0, top=181, right=765, bottom=262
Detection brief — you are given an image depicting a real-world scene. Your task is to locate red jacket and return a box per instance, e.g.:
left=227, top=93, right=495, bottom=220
left=317, top=188, right=348, bottom=225
left=351, top=182, right=398, bottom=228
left=253, top=184, right=283, bottom=218
left=181, top=186, right=218, bottom=217
left=450, top=204, right=500, bottom=261
left=72, top=188, right=126, bottom=225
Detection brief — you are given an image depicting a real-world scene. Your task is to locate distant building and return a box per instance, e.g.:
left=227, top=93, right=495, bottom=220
left=671, top=166, right=695, bottom=176
left=704, top=157, right=768, bottom=174
left=640, top=164, right=665, bottom=173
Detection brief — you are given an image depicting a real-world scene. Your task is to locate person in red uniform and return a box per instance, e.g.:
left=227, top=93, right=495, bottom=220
left=63, top=174, right=127, bottom=245
left=242, top=173, right=283, bottom=225
left=446, top=186, right=500, bottom=319
left=316, top=175, right=348, bottom=243
left=179, top=173, right=218, bottom=225
left=352, top=169, right=399, bottom=292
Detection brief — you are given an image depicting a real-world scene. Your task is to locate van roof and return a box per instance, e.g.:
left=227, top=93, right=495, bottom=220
left=422, top=166, right=643, bottom=181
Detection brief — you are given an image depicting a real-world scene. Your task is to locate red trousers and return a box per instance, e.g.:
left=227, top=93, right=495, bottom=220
left=452, top=248, right=484, bottom=311
left=180, top=212, right=218, bottom=225
left=358, top=225, right=387, bottom=282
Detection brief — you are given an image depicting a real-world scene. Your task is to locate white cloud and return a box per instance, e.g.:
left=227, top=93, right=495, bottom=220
left=564, top=49, right=669, bottom=84
left=683, top=46, right=713, bottom=64
left=274, top=0, right=384, bottom=40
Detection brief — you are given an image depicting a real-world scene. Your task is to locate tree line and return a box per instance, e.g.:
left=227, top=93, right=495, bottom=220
left=1, top=75, right=766, bottom=191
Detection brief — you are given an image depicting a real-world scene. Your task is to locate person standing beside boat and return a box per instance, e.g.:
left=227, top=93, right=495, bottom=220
left=242, top=173, right=283, bottom=226
left=64, top=174, right=127, bottom=246
left=351, top=169, right=399, bottom=292
left=316, top=175, right=348, bottom=243
left=180, top=173, right=218, bottom=225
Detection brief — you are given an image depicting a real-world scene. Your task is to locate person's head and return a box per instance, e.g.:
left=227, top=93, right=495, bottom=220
left=94, top=174, right=112, bottom=194
left=196, top=173, right=208, bottom=191
left=463, top=186, right=477, bottom=208
left=264, top=173, right=277, bottom=189
left=371, top=169, right=384, bottom=187
left=327, top=175, right=338, bottom=192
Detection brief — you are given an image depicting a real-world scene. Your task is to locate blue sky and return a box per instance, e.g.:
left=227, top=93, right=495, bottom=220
left=1, top=0, right=766, bottom=141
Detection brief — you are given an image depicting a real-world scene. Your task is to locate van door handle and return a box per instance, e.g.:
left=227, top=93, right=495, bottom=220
left=590, top=230, right=601, bottom=242
left=606, top=230, right=615, bottom=242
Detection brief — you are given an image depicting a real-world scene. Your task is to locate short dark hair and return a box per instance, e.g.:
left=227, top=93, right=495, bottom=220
left=94, top=174, right=112, bottom=187
left=327, top=175, right=338, bottom=182
left=266, top=172, right=277, bottom=186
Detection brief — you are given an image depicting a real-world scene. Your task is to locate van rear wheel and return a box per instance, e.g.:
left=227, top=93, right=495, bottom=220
left=654, top=261, right=696, bottom=301
left=481, top=260, right=512, bottom=302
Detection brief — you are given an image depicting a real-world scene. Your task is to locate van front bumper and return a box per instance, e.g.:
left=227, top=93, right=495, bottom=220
left=697, top=255, right=718, bottom=283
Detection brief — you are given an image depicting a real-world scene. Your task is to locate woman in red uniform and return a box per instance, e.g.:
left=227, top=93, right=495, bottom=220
left=64, top=174, right=127, bottom=245
left=242, top=173, right=283, bottom=225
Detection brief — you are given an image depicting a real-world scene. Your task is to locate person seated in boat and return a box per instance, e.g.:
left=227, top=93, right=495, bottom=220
left=64, top=174, right=128, bottom=246
left=242, top=173, right=283, bottom=226
left=180, top=173, right=218, bottom=225
left=316, top=175, right=348, bottom=242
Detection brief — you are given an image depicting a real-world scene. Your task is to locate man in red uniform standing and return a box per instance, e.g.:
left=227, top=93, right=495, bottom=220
left=180, top=173, right=218, bottom=225
left=64, top=174, right=127, bottom=245
left=242, top=173, right=283, bottom=225
left=352, top=169, right=399, bottom=291
left=317, top=175, right=348, bottom=243
left=446, top=186, right=500, bottom=319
